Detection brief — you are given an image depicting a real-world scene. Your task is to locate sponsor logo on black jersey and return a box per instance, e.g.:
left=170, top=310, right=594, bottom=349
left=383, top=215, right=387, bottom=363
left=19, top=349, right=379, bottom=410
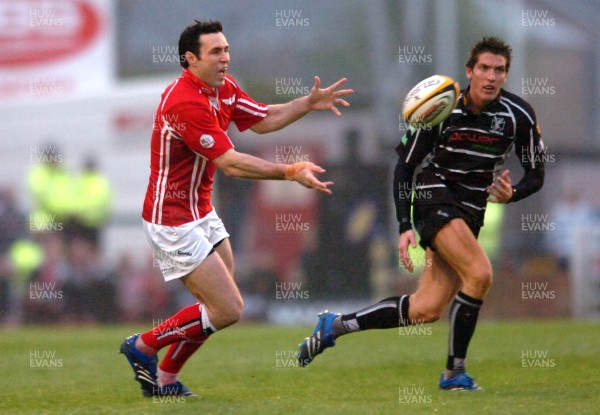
left=448, top=131, right=499, bottom=145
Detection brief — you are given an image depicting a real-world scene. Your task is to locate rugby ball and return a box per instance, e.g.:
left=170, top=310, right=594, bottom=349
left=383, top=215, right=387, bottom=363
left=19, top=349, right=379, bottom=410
left=402, top=75, right=460, bottom=127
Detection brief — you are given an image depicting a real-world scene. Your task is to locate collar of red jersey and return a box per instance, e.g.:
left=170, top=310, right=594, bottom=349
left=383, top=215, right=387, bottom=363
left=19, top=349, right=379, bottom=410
left=182, top=69, right=218, bottom=97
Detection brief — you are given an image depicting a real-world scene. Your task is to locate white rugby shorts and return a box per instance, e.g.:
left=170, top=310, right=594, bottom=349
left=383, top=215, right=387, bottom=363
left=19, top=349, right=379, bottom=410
left=143, top=208, right=230, bottom=281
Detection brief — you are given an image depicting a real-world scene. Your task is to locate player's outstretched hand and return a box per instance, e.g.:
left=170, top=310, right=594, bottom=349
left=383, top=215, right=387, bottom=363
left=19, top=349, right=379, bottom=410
left=285, top=162, right=333, bottom=195
left=306, top=76, right=354, bottom=116
left=398, top=230, right=417, bottom=273
left=487, top=169, right=513, bottom=203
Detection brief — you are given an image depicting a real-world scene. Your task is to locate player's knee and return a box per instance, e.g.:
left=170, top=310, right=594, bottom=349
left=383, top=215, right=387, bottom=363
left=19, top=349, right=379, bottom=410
left=469, top=265, right=493, bottom=294
left=418, top=308, right=442, bottom=323
left=220, top=295, right=244, bottom=326
left=410, top=301, right=443, bottom=323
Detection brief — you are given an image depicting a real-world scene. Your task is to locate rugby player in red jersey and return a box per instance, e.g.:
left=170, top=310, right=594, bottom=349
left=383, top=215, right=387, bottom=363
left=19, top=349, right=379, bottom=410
left=120, top=20, right=352, bottom=397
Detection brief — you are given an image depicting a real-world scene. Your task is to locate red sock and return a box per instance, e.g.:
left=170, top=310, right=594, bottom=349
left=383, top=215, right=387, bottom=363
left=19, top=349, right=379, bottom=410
left=140, top=303, right=212, bottom=351
left=159, top=338, right=208, bottom=377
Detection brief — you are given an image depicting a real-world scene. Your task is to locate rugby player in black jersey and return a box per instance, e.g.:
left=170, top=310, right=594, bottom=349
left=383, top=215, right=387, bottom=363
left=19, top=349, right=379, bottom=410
left=297, top=37, right=545, bottom=391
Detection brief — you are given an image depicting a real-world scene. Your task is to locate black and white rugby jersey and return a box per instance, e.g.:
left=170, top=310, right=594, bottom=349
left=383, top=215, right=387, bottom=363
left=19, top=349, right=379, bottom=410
left=394, top=87, right=545, bottom=234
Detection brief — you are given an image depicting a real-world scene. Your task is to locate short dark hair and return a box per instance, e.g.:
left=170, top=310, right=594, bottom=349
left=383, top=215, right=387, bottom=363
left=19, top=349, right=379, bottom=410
left=466, top=36, right=512, bottom=72
left=178, top=20, right=223, bottom=68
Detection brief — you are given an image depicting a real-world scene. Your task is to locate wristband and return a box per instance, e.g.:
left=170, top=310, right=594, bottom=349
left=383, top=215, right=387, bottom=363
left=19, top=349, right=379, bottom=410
left=285, top=162, right=311, bottom=181
left=399, top=221, right=413, bottom=234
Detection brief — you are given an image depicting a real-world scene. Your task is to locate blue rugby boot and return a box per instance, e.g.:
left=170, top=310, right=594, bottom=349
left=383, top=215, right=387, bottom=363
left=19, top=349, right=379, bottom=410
left=439, top=372, right=483, bottom=391
left=119, top=333, right=158, bottom=397
left=297, top=310, right=340, bottom=367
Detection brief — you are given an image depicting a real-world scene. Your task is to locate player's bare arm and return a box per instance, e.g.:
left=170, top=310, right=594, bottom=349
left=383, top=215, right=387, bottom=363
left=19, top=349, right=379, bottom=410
left=486, top=169, right=513, bottom=203
left=250, top=76, right=353, bottom=134
left=213, top=149, right=333, bottom=194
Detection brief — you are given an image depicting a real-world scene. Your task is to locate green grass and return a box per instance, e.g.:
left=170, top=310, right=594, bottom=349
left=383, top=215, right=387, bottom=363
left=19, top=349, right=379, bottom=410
left=1, top=321, right=599, bottom=414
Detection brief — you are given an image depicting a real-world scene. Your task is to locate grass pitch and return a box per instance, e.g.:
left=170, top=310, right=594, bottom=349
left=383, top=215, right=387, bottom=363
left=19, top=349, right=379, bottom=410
left=1, top=321, right=599, bottom=414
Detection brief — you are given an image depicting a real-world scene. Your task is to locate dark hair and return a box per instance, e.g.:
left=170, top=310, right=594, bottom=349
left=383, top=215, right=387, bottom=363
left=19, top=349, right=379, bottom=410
left=178, top=20, right=223, bottom=68
left=466, top=36, right=512, bottom=72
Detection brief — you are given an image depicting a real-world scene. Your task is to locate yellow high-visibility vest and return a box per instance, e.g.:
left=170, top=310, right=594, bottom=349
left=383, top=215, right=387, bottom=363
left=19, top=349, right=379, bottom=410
left=75, top=171, right=113, bottom=227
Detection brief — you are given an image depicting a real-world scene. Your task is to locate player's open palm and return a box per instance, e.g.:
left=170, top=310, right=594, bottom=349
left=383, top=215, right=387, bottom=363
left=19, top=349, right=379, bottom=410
left=307, top=76, right=353, bottom=116
left=287, top=162, right=333, bottom=195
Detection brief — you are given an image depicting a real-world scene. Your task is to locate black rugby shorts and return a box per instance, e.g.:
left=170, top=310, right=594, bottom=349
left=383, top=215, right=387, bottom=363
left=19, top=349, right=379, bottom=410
left=413, top=204, right=481, bottom=251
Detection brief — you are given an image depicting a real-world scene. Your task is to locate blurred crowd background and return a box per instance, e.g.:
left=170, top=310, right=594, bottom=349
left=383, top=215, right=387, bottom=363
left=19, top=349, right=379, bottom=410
left=2, top=0, right=600, bottom=326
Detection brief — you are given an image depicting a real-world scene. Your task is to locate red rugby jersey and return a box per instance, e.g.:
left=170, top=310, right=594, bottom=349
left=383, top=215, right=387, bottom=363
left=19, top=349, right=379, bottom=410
left=142, top=69, right=268, bottom=225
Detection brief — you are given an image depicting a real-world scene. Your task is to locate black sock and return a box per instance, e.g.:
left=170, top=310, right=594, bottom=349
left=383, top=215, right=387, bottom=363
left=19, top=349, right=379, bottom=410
left=337, top=295, right=410, bottom=336
left=446, top=291, right=483, bottom=374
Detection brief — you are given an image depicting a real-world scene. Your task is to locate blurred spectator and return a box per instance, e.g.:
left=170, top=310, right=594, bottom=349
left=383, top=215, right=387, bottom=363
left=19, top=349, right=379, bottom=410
left=0, top=187, right=27, bottom=323
left=72, top=156, right=113, bottom=247
left=62, top=237, right=117, bottom=323
left=24, top=234, right=68, bottom=324
left=547, top=191, right=596, bottom=270
left=116, top=253, right=174, bottom=323
left=25, top=147, right=116, bottom=324
left=27, top=144, right=78, bottom=238
left=23, top=146, right=181, bottom=325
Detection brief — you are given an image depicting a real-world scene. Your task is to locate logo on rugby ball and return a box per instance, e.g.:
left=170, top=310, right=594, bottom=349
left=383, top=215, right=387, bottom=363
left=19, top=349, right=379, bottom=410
left=402, top=75, right=459, bottom=127
left=200, top=134, right=215, bottom=148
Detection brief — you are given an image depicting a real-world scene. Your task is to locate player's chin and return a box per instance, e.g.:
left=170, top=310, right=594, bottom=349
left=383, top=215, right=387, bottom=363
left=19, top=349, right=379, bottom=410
left=213, top=75, right=226, bottom=86
left=481, top=87, right=498, bottom=98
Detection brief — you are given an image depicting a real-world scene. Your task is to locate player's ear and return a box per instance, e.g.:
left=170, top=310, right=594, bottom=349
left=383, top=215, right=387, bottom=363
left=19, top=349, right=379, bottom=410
left=185, top=51, right=199, bottom=67
left=465, top=66, right=473, bottom=80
